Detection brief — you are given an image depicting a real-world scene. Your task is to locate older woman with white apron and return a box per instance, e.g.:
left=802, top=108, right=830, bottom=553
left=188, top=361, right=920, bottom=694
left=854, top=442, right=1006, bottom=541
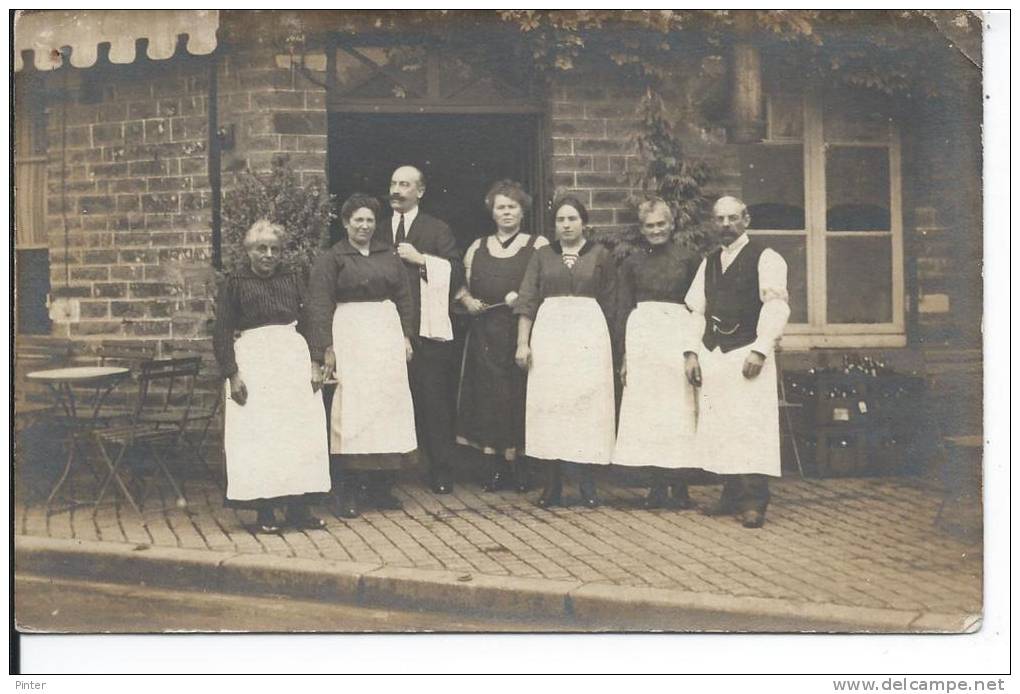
left=514, top=196, right=618, bottom=508
left=214, top=220, right=331, bottom=534
left=612, top=198, right=702, bottom=509
left=306, top=193, right=417, bottom=519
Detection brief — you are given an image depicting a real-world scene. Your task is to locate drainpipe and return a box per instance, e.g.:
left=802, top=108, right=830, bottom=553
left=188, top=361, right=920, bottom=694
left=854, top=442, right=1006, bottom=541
left=208, top=49, right=222, bottom=270
left=729, top=12, right=765, bottom=144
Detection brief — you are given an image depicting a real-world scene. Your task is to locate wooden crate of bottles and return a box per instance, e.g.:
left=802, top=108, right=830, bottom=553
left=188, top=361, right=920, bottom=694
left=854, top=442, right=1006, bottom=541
left=782, top=355, right=925, bottom=477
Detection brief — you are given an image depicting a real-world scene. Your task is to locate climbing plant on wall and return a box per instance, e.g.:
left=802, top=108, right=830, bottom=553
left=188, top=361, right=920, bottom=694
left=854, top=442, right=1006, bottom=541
left=220, top=157, right=335, bottom=276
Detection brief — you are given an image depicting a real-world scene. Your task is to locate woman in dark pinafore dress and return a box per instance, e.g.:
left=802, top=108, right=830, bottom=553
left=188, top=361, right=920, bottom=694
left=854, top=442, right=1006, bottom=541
left=456, top=180, right=548, bottom=492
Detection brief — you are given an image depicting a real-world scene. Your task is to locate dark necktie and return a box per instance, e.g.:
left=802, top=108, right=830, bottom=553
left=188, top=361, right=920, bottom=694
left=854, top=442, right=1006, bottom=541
left=395, top=214, right=406, bottom=245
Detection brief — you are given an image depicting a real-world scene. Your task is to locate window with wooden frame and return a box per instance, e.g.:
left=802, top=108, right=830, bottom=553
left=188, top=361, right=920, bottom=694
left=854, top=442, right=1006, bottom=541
left=14, top=77, right=52, bottom=334
left=736, top=91, right=904, bottom=349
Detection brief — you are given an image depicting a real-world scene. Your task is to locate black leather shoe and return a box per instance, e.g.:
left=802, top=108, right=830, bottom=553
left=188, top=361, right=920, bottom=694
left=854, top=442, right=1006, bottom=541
left=372, top=489, right=404, bottom=510
left=431, top=471, right=454, bottom=494
left=740, top=509, right=766, bottom=529
left=482, top=470, right=510, bottom=493
left=670, top=484, right=695, bottom=510
left=642, top=485, right=669, bottom=509
left=288, top=513, right=327, bottom=530
left=335, top=490, right=360, bottom=519
left=535, top=481, right=562, bottom=508
left=579, top=478, right=599, bottom=508
left=701, top=503, right=737, bottom=517
left=256, top=509, right=281, bottom=534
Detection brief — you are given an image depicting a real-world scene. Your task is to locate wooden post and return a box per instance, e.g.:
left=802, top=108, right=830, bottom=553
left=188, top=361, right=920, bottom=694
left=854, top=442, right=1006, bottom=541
left=730, top=13, right=765, bottom=144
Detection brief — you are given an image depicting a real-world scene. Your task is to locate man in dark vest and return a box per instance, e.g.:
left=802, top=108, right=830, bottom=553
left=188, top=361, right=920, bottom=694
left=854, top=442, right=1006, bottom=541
left=683, top=196, right=790, bottom=528
left=385, top=165, right=463, bottom=494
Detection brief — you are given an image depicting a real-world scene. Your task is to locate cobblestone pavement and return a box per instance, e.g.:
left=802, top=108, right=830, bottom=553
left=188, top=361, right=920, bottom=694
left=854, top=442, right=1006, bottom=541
left=15, top=469, right=982, bottom=617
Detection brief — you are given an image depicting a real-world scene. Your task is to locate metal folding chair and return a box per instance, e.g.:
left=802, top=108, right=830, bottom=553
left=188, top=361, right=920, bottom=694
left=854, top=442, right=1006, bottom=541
left=91, top=357, right=202, bottom=513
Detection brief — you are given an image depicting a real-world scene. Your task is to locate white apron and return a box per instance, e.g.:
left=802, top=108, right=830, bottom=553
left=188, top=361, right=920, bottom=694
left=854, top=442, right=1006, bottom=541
left=695, top=343, right=782, bottom=477
left=525, top=296, right=615, bottom=465
left=613, top=302, right=699, bottom=468
left=224, top=323, right=331, bottom=501
left=330, top=300, right=417, bottom=455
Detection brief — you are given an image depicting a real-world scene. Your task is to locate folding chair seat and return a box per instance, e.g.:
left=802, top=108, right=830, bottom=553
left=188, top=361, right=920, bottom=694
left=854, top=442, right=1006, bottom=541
left=91, top=357, right=202, bottom=513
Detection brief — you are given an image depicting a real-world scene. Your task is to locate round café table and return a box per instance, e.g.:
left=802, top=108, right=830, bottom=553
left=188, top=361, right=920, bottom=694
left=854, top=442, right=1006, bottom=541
left=26, top=366, right=131, bottom=511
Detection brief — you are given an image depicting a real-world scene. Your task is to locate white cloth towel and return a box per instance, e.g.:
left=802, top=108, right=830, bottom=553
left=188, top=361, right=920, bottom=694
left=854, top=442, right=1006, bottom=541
left=419, top=254, right=453, bottom=341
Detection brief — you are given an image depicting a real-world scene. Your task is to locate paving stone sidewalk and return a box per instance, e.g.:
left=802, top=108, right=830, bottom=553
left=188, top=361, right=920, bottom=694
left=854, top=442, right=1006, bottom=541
left=14, top=465, right=982, bottom=620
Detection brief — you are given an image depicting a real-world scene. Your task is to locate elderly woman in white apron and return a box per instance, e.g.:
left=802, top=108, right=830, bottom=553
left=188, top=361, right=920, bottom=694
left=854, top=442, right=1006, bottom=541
left=612, top=198, right=702, bottom=509
left=214, top=220, right=331, bottom=534
left=306, top=193, right=416, bottom=519
left=514, top=196, right=618, bottom=508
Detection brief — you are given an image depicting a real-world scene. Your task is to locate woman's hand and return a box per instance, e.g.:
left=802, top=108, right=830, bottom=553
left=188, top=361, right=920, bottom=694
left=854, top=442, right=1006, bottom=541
left=323, top=346, right=337, bottom=381
left=228, top=373, right=248, bottom=406
left=310, top=362, right=324, bottom=393
left=504, top=291, right=519, bottom=308
left=404, top=337, right=414, bottom=363
left=461, top=293, right=488, bottom=316
left=515, top=344, right=532, bottom=371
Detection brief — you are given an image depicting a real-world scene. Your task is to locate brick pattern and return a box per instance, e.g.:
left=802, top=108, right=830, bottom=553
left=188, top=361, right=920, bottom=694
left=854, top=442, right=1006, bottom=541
left=217, top=48, right=328, bottom=188
left=548, top=81, right=646, bottom=240
left=16, top=471, right=981, bottom=616
left=43, top=61, right=214, bottom=350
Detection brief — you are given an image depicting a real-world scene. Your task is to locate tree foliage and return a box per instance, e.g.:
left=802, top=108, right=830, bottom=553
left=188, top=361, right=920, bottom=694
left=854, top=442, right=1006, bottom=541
left=220, top=157, right=335, bottom=276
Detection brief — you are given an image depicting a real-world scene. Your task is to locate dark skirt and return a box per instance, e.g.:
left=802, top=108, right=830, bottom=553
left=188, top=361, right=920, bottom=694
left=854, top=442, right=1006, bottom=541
left=456, top=305, right=526, bottom=459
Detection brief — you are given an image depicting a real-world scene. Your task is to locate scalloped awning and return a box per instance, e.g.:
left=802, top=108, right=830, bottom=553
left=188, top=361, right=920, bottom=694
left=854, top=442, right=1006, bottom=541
left=14, top=10, right=219, bottom=72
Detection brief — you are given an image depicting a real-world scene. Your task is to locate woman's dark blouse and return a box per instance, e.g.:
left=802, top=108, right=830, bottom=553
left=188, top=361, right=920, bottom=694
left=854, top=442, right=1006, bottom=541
left=616, top=238, right=700, bottom=339
left=514, top=241, right=618, bottom=347
left=213, top=266, right=309, bottom=378
left=305, top=237, right=415, bottom=362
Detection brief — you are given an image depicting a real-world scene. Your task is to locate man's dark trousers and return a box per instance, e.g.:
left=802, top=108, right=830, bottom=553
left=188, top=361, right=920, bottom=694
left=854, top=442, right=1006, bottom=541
left=410, top=337, right=458, bottom=484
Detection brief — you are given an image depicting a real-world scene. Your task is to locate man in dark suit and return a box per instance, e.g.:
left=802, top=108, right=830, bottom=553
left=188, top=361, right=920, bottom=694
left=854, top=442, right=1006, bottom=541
left=384, top=165, right=463, bottom=494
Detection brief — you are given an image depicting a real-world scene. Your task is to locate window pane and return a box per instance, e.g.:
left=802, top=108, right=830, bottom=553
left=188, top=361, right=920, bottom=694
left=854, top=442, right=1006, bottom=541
left=752, top=234, right=807, bottom=324
left=827, top=237, right=893, bottom=324
left=767, top=94, right=803, bottom=140
left=335, top=46, right=427, bottom=99
left=823, top=93, right=892, bottom=142
left=739, top=144, right=804, bottom=230
left=826, top=146, right=890, bottom=231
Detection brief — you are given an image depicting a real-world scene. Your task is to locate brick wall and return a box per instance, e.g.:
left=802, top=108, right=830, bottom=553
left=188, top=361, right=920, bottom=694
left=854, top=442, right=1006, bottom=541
left=33, top=42, right=979, bottom=359
left=216, top=46, right=328, bottom=188
left=42, top=57, right=214, bottom=355
left=547, top=69, right=740, bottom=248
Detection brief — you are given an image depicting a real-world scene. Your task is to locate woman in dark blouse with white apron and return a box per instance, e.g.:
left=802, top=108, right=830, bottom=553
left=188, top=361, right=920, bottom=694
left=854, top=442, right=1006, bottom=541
left=306, top=193, right=416, bottom=518
left=456, top=180, right=548, bottom=493
left=214, top=220, right=331, bottom=533
left=514, top=196, right=618, bottom=508
left=612, top=198, right=701, bottom=508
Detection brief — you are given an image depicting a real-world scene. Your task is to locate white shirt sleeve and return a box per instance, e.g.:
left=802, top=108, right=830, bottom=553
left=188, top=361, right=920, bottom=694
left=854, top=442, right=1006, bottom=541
left=682, top=258, right=708, bottom=355
left=751, top=248, right=791, bottom=358
left=455, top=238, right=482, bottom=300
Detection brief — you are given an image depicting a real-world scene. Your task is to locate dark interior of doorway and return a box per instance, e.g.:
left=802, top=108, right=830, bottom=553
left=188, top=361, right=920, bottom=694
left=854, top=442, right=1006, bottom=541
left=328, top=113, right=542, bottom=249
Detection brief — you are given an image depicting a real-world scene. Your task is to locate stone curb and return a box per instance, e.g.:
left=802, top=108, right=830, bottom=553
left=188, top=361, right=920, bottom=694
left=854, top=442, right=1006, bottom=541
left=14, top=536, right=977, bottom=633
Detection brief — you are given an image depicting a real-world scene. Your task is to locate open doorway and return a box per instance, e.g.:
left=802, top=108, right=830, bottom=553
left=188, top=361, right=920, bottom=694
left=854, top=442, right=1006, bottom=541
left=328, top=113, right=544, bottom=249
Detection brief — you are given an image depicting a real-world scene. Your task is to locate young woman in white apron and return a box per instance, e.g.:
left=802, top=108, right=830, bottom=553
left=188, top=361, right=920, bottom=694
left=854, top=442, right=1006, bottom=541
left=514, top=196, right=618, bottom=508
left=612, top=198, right=702, bottom=509
left=305, top=194, right=417, bottom=519
left=214, top=220, right=331, bottom=534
